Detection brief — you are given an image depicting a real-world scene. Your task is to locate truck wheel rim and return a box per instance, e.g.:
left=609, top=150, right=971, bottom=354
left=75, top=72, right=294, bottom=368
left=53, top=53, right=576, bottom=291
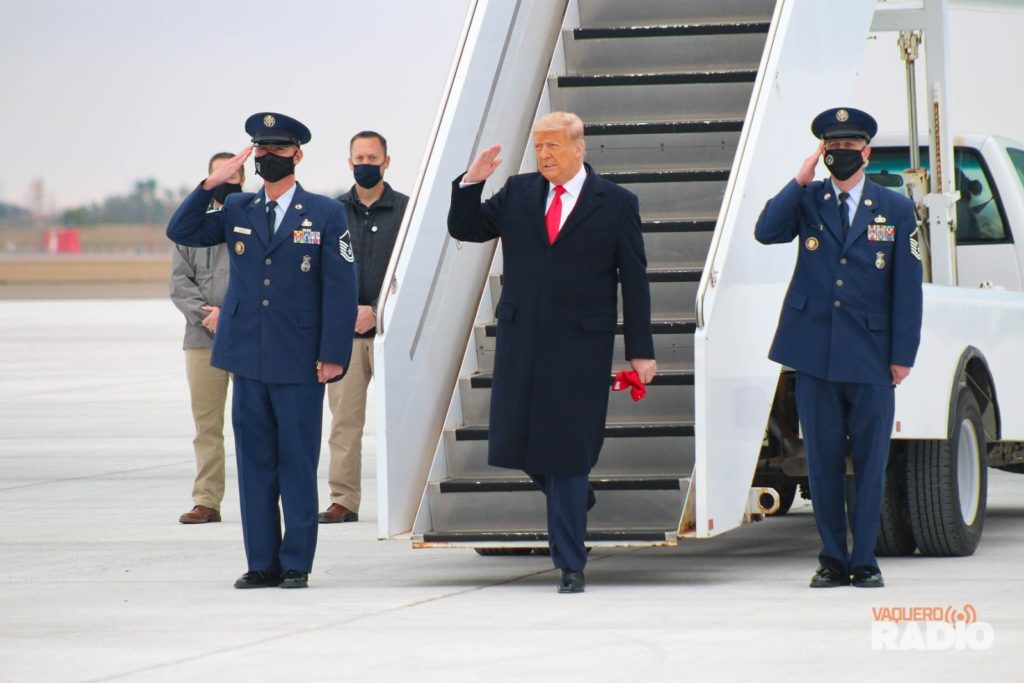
left=957, top=418, right=981, bottom=525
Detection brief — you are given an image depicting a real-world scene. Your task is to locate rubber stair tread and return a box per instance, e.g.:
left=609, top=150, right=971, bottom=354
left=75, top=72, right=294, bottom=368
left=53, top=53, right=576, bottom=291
left=437, top=476, right=685, bottom=493
left=573, top=22, right=771, bottom=40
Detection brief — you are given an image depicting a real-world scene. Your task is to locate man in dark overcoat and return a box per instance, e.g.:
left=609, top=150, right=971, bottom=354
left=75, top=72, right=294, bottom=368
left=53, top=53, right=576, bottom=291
left=755, top=107, right=923, bottom=589
left=447, top=111, right=656, bottom=593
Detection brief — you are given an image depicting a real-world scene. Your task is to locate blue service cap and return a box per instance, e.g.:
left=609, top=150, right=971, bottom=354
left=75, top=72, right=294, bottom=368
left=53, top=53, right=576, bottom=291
left=244, top=112, right=312, bottom=146
left=811, top=107, right=877, bottom=142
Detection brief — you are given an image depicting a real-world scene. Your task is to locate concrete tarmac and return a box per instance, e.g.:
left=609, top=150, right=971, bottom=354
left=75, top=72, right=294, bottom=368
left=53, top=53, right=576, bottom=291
left=1, top=299, right=1021, bottom=682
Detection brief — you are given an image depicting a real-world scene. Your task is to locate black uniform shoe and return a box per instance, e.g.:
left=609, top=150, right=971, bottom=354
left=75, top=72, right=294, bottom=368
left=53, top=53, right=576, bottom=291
left=234, top=571, right=282, bottom=589
left=809, top=565, right=851, bottom=588
left=557, top=569, right=586, bottom=594
left=851, top=566, right=884, bottom=588
left=279, top=570, right=309, bottom=589
left=586, top=484, right=597, bottom=512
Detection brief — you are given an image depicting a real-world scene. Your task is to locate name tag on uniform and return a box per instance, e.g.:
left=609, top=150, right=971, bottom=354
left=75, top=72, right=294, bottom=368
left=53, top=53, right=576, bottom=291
left=233, top=226, right=252, bottom=235
left=867, top=224, right=895, bottom=241
left=293, top=228, right=321, bottom=244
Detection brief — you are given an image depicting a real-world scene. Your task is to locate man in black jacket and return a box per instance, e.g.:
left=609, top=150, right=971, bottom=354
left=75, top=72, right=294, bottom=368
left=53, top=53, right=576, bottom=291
left=319, top=131, right=409, bottom=524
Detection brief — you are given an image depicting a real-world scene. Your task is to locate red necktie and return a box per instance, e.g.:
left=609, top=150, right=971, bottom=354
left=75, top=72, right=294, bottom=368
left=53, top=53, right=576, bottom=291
left=546, top=185, right=566, bottom=244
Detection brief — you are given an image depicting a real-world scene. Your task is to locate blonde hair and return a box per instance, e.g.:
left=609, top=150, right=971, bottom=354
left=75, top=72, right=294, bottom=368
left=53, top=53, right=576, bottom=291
left=532, top=111, right=585, bottom=143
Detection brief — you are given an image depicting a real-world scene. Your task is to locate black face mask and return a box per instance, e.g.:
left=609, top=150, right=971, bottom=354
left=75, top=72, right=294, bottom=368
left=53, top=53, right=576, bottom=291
left=353, top=163, right=383, bottom=189
left=211, top=182, right=242, bottom=205
left=255, top=152, right=295, bottom=182
left=823, top=148, right=864, bottom=181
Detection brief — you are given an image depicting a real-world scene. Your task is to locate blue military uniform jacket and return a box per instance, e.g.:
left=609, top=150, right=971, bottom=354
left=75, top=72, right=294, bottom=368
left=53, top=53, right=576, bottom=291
left=755, top=177, right=923, bottom=386
left=167, top=182, right=358, bottom=384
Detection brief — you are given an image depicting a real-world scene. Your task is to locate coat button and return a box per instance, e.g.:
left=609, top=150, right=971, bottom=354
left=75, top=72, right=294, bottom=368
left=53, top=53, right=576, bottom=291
left=836, top=279, right=844, bottom=287
left=371, top=225, right=378, bottom=233
left=262, top=299, right=269, bottom=307
left=840, top=258, right=848, bottom=265
left=834, top=300, right=842, bottom=308
left=265, top=258, right=272, bottom=265
left=263, top=278, right=271, bottom=286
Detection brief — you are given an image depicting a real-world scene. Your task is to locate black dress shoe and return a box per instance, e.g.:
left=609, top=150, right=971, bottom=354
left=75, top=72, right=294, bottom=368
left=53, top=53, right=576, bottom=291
left=809, top=565, right=851, bottom=588
left=558, top=569, right=585, bottom=594
left=851, top=566, right=885, bottom=588
left=279, top=569, right=309, bottom=589
left=586, top=484, right=597, bottom=512
left=234, top=571, right=281, bottom=589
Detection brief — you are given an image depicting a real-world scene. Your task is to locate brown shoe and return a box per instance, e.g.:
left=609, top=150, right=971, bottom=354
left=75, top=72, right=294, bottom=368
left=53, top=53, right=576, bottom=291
left=179, top=505, right=221, bottom=524
left=318, top=503, right=358, bottom=524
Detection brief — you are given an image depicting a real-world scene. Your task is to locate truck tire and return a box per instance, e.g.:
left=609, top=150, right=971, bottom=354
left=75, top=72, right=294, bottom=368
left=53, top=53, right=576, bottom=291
left=906, top=389, right=988, bottom=556
left=875, top=457, right=917, bottom=556
left=844, top=461, right=916, bottom=556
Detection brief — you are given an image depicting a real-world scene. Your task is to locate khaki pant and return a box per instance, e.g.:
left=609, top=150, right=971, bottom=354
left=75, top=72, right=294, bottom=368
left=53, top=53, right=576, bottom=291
left=184, top=348, right=230, bottom=510
left=326, top=337, right=374, bottom=511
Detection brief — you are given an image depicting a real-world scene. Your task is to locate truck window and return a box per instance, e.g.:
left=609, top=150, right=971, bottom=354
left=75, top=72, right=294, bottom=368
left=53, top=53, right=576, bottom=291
left=867, top=146, right=1011, bottom=245
left=1007, top=148, right=1024, bottom=190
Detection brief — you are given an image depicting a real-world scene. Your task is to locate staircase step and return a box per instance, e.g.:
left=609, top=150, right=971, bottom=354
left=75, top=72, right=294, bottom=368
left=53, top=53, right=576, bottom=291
left=482, top=318, right=696, bottom=338
left=417, top=529, right=677, bottom=546
left=551, top=77, right=755, bottom=124
left=469, top=368, right=694, bottom=389
left=578, top=0, right=776, bottom=28
left=587, top=119, right=744, bottom=136
left=455, top=421, right=695, bottom=441
left=602, top=169, right=731, bottom=184
left=642, top=218, right=717, bottom=232
left=558, top=70, right=757, bottom=88
left=438, top=476, right=683, bottom=494
left=443, top=429, right=694, bottom=479
left=565, top=24, right=768, bottom=76
left=573, top=22, right=771, bottom=40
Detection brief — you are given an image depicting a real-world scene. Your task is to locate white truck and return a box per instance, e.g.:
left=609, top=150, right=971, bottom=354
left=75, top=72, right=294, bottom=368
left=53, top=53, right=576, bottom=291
left=369, top=0, right=1024, bottom=559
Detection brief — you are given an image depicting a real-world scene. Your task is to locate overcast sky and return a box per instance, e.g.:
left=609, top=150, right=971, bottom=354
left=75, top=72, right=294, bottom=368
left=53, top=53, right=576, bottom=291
left=1, top=0, right=471, bottom=211
left=3, top=1, right=1023, bottom=213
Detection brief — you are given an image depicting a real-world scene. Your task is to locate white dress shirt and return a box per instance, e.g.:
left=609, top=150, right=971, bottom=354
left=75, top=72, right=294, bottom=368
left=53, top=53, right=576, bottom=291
left=266, top=183, right=297, bottom=233
left=544, top=164, right=588, bottom=232
left=836, top=175, right=865, bottom=226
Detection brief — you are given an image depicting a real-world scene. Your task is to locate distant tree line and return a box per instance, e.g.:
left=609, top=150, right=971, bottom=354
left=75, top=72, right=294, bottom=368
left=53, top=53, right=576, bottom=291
left=0, top=180, right=191, bottom=228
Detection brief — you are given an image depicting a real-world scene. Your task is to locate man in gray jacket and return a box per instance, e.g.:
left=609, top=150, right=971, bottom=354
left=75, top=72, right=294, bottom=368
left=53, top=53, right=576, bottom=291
left=170, top=152, right=242, bottom=524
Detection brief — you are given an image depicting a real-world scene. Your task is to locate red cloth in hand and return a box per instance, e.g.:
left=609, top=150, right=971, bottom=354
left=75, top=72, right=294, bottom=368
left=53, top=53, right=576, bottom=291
left=612, top=370, right=646, bottom=401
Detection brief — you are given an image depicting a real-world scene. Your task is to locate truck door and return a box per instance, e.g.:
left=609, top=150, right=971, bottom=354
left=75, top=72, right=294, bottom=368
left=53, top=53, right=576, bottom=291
left=953, top=146, right=1021, bottom=291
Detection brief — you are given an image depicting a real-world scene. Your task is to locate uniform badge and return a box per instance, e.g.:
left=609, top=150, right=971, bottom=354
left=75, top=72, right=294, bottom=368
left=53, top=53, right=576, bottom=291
left=339, top=230, right=355, bottom=262
left=836, top=109, right=849, bottom=122
left=233, top=226, right=252, bottom=235
left=805, top=236, right=819, bottom=251
left=875, top=251, right=886, bottom=269
left=254, top=197, right=262, bottom=205
left=874, top=215, right=887, bottom=223
left=234, top=241, right=245, bottom=255
left=301, top=255, right=312, bottom=272
left=263, top=114, right=276, bottom=127
left=864, top=199, right=873, bottom=207
left=909, top=228, right=922, bottom=261
left=301, top=219, right=313, bottom=227
left=294, top=203, right=303, bottom=210
left=824, top=193, right=832, bottom=200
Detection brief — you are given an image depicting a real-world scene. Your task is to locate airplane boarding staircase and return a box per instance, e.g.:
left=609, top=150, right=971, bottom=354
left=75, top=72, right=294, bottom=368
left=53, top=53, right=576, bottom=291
left=410, top=0, right=777, bottom=550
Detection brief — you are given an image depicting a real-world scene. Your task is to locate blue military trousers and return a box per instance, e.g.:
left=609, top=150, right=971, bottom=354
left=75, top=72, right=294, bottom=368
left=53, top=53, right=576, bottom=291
left=527, top=472, right=589, bottom=571
left=232, top=376, right=325, bottom=574
left=795, top=373, right=894, bottom=571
